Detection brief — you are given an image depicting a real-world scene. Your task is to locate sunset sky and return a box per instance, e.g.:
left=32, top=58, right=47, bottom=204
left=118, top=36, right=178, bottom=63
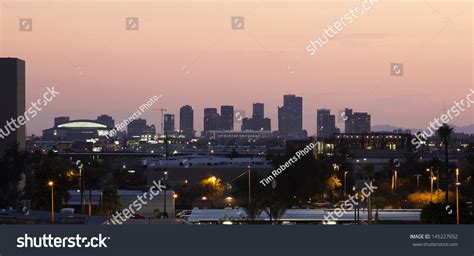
left=0, top=0, right=472, bottom=135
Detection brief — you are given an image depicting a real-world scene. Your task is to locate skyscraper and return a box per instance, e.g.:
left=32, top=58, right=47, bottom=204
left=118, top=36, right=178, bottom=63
left=344, top=108, right=371, bottom=133
left=54, top=116, right=70, bottom=127
left=241, top=103, right=271, bottom=131
left=219, top=105, right=234, bottom=130
left=344, top=108, right=353, bottom=133
left=353, top=112, right=371, bottom=133
left=278, top=94, right=304, bottom=138
left=164, top=114, right=175, bottom=132
left=317, top=109, right=340, bottom=138
left=127, top=118, right=156, bottom=137
left=179, top=105, right=194, bottom=138
left=96, top=115, right=114, bottom=128
left=253, top=103, right=264, bottom=119
left=0, top=58, right=25, bottom=154
left=204, top=108, right=219, bottom=131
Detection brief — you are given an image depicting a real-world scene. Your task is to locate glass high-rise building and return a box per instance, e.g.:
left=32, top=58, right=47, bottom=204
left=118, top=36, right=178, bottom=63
left=96, top=115, right=115, bottom=128
left=179, top=105, right=194, bottom=138
left=352, top=112, right=371, bottom=133
left=0, top=58, right=25, bottom=154
left=219, top=105, right=234, bottom=131
left=203, top=108, right=219, bottom=131
left=344, top=108, right=371, bottom=133
left=317, top=109, right=339, bottom=138
left=278, top=94, right=304, bottom=138
left=164, top=114, right=175, bottom=132
left=242, top=103, right=271, bottom=131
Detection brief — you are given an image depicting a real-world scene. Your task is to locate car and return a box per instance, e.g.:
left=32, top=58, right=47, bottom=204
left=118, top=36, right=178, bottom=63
left=313, top=201, right=331, bottom=208
left=130, top=213, right=146, bottom=219
left=176, top=210, right=192, bottom=219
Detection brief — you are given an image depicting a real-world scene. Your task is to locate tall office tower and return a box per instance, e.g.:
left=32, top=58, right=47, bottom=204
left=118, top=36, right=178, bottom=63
left=317, top=109, right=339, bottom=138
left=241, top=103, right=271, bottom=131
left=54, top=116, right=70, bottom=126
left=127, top=118, right=156, bottom=137
left=219, top=105, right=234, bottom=130
left=0, top=58, right=25, bottom=154
left=352, top=112, right=371, bottom=133
left=96, top=115, right=114, bottom=128
left=344, top=108, right=353, bottom=133
left=278, top=94, right=303, bottom=138
left=252, top=103, right=264, bottom=119
left=179, top=105, right=194, bottom=138
left=163, top=114, right=175, bottom=132
left=317, top=109, right=330, bottom=137
left=204, top=108, right=219, bottom=131
left=344, top=108, right=371, bottom=133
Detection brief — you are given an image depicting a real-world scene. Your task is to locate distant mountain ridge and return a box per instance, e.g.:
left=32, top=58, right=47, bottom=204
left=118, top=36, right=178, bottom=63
left=372, top=124, right=474, bottom=135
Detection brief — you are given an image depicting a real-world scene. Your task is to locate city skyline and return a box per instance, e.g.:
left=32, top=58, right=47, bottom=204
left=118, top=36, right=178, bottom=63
left=27, top=95, right=474, bottom=137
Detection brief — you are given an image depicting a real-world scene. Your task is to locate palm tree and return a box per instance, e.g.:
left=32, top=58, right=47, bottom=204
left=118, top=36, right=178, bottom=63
left=243, top=200, right=263, bottom=222
left=263, top=199, right=287, bottom=222
left=437, top=124, right=453, bottom=202
left=372, top=196, right=387, bottom=224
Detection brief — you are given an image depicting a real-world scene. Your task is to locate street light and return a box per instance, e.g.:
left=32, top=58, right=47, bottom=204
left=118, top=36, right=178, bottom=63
left=343, top=171, right=348, bottom=200
left=391, top=170, right=398, bottom=192
left=456, top=168, right=460, bottom=225
left=48, top=181, right=54, bottom=224
left=225, top=196, right=233, bottom=206
left=414, top=174, right=421, bottom=190
left=163, top=171, right=168, bottom=218
left=430, top=177, right=437, bottom=202
left=76, top=160, right=84, bottom=215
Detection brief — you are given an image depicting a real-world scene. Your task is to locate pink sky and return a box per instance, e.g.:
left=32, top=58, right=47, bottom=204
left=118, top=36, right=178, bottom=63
left=0, top=0, right=472, bottom=135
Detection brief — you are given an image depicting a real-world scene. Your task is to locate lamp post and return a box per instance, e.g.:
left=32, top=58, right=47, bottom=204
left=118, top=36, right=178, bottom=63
left=48, top=181, right=54, bottom=224
left=456, top=168, right=460, bottom=225
left=248, top=166, right=252, bottom=205
left=88, top=190, right=92, bottom=217
left=429, top=173, right=437, bottom=202
left=343, top=171, right=348, bottom=200
left=414, top=174, right=421, bottom=190
left=76, top=160, right=84, bottom=215
left=426, top=168, right=436, bottom=202
left=163, top=171, right=168, bottom=218
left=209, top=176, right=217, bottom=208
left=173, top=193, right=178, bottom=214
left=225, top=196, right=233, bottom=207
left=391, top=170, right=398, bottom=192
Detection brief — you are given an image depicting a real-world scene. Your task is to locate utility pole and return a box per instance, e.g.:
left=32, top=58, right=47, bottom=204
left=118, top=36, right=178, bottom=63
left=414, top=174, right=421, bottom=190
left=248, top=166, right=251, bottom=205
left=163, top=171, right=168, bottom=218
left=76, top=161, right=84, bottom=215
left=152, top=108, right=168, bottom=159
left=456, top=168, right=460, bottom=225
left=367, top=180, right=373, bottom=224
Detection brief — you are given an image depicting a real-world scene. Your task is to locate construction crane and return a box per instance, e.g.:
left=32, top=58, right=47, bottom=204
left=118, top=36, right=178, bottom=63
left=152, top=108, right=168, bottom=159
left=152, top=108, right=167, bottom=134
